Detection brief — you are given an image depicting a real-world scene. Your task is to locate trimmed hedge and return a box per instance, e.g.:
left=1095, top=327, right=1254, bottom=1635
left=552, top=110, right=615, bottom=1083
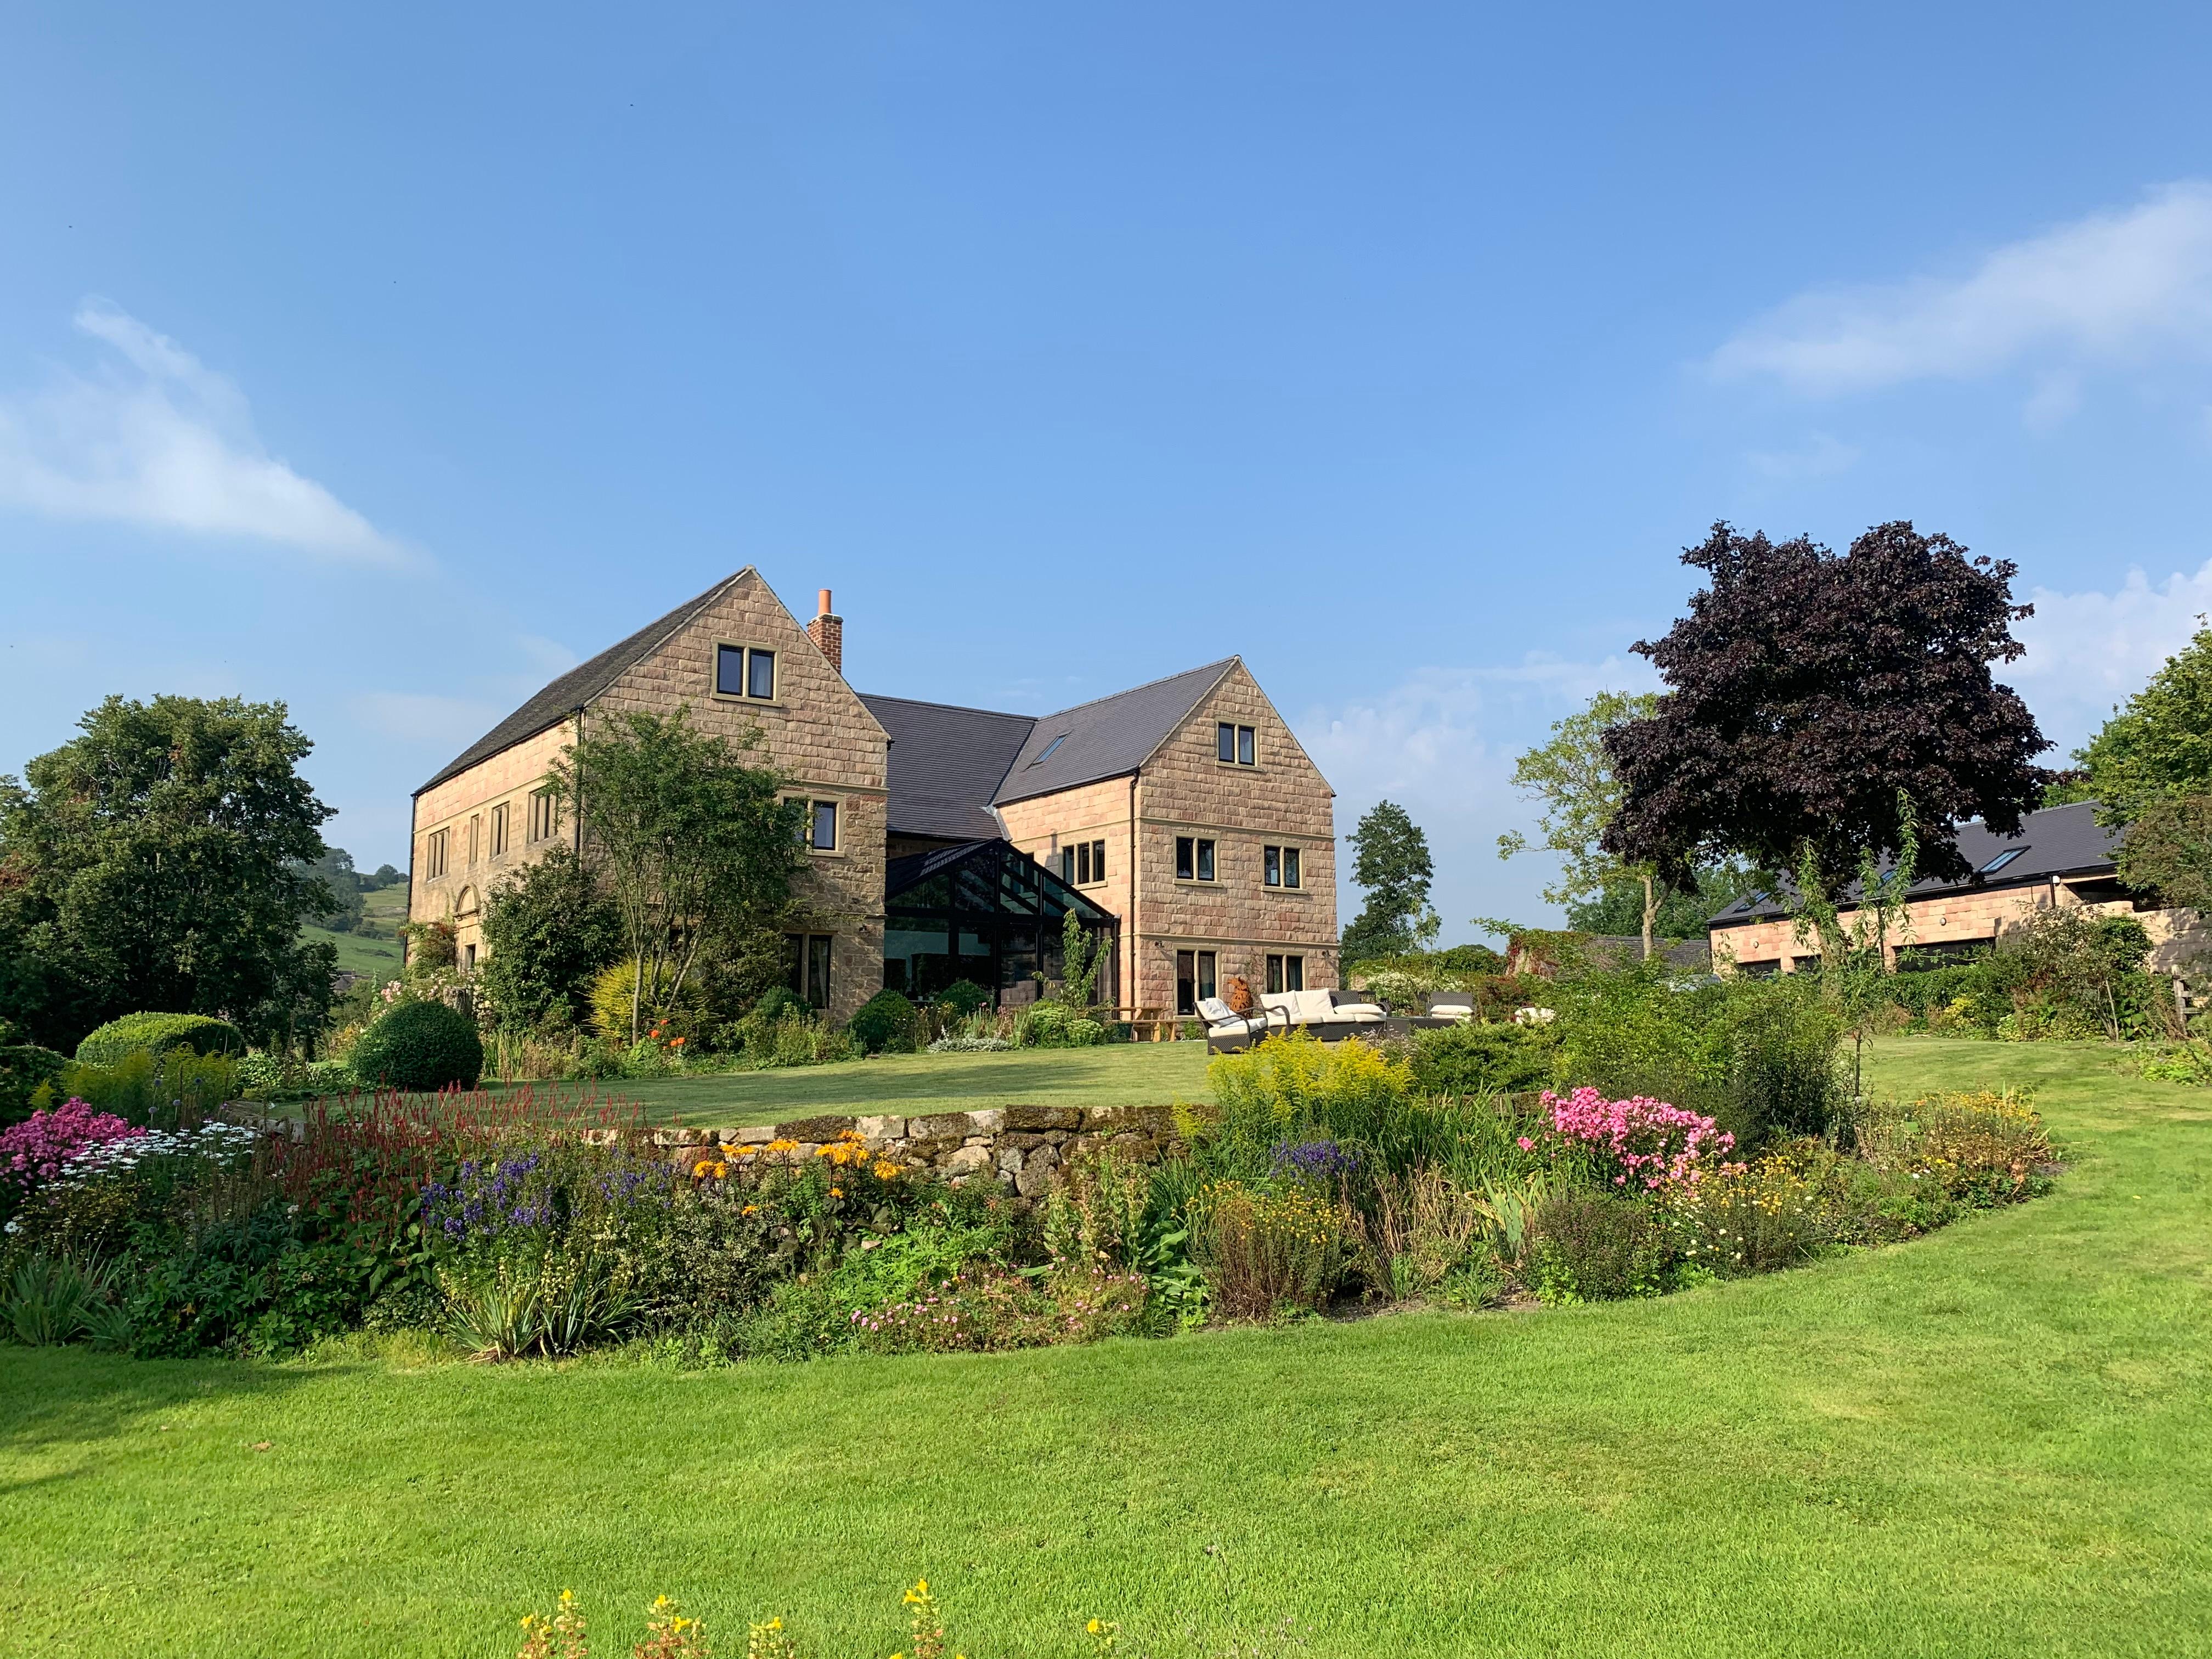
left=0, top=1044, right=69, bottom=1126
left=75, top=1013, right=244, bottom=1068
left=347, top=1001, right=484, bottom=1092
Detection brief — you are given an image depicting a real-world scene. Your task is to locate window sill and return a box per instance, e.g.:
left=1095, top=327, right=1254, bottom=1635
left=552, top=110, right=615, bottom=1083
left=1171, top=877, right=1221, bottom=888
left=709, top=691, right=785, bottom=710
left=1261, top=885, right=1312, bottom=896
left=1212, top=761, right=1261, bottom=772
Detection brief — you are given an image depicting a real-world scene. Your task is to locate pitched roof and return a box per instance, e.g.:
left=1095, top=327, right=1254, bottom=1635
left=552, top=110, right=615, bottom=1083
left=1709, top=800, right=2124, bottom=926
left=992, top=659, right=1239, bottom=806
left=414, top=573, right=746, bottom=796
left=858, top=694, right=1037, bottom=841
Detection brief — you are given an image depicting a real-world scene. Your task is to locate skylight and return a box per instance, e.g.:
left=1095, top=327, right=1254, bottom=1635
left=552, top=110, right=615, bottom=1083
left=1030, top=733, right=1066, bottom=766
left=1980, top=847, right=2027, bottom=874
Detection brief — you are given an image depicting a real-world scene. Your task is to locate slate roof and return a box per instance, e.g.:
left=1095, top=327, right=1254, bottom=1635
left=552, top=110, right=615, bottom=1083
left=414, top=573, right=744, bottom=795
left=992, top=659, right=1239, bottom=806
left=859, top=695, right=1037, bottom=841
left=1709, top=800, right=2124, bottom=927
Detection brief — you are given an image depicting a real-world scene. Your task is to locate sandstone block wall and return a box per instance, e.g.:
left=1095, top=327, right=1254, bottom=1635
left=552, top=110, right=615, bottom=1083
left=636, top=1103, right=1183, bottom=1199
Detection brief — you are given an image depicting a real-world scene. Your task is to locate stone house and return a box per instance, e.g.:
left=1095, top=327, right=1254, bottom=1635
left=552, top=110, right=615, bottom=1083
left=1706, top=799, right=2202, bottom=975
left=410, top=569, right=1337, bottom=1025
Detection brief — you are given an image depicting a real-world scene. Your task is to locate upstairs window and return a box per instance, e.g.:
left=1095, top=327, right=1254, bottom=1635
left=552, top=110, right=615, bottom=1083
left=489, top=802, right=508, bottom=857
left=716, top=644, right=777, bottom=701
left=424, top=827, right=449, bottom=879
left=810, top=800, right=839, bottom=852
left=1263, top=844, right=1302, bottom=888
left=1176, top=836, right=1216, bottom=882
left=1216, top=723, right=1257, bottom=765
left=528, top=788, right=561, bottom=844
left=1062, top=838, right=1107, bottom=885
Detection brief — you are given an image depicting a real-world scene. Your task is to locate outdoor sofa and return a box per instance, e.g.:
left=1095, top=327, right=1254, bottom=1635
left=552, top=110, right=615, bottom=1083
left=1198, top=989, right=1392, bottom=1052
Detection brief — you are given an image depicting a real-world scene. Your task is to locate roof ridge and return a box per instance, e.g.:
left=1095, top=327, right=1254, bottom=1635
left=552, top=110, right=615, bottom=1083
left=1032, top=656, right=1240, bottom=725
left=859, top=691, right=1035, bottom=723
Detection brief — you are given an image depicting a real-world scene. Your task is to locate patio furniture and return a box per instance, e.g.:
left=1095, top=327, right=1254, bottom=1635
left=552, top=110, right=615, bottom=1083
left=1197, top=996, right=1276, bottom=1053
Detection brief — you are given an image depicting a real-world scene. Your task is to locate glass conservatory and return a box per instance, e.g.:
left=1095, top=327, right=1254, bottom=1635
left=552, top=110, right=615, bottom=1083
left=882, top=839, right=1119, bottom=1007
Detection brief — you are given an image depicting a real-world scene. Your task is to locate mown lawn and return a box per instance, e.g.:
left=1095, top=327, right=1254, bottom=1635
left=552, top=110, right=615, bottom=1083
left=498, top=1040, right=1217, bottom=1126
left=3, top=1037, right=2209, bottom=1657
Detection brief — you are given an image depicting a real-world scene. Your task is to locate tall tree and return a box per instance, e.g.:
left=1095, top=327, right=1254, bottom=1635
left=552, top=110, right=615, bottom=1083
left=1500, top=690, right=1696, bottom=960
left=1602, top=521, right=2050, bottom=898
left=546, top=707, right=805, bottom=1043
left=2076, top=624, right=2212, bottom=824
left=475, top=845, right=625, bottom=1034
left=0, top=695, right=337, bottom=1048
left=1341, top=800, right=1436, bottom=962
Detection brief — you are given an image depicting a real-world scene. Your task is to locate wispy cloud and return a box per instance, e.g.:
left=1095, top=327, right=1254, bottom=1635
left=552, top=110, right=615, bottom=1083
left=1711, top=182, right=2212, bottom=397
left=2010, top=558, right=2212, bottom=753
left=0, top=301, right=410, bottom=564
left=1746, top=432, right=1861, bottom=480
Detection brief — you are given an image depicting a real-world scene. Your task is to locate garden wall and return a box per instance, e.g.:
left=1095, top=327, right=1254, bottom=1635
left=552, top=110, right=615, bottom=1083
left=627, top=1104, right=1183, bottom=1197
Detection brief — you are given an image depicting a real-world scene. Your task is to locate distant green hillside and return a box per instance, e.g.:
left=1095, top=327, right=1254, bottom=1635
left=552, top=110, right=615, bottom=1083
left=303, top=924, right=403, bottom=979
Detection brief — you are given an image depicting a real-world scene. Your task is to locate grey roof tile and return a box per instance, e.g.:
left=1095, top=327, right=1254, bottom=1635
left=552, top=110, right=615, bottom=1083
left=857, top=694, right=1037, bottom=840
left=415, top=572, right=744, bottom=795
left=992, top=659, right=1238, bottom=805
left=1709, top=800, right=2124, bottom=924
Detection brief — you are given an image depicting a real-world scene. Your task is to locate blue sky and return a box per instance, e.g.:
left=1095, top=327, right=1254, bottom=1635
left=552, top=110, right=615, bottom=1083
left=4, top=4, right=2211, bottom=938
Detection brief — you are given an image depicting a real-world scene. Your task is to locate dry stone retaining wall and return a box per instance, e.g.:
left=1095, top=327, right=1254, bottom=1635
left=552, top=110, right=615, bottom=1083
left=637, top=1104, right=1183, bottom=1198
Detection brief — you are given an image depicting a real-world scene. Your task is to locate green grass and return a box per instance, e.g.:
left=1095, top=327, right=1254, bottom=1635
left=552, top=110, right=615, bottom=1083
left=561, top=1041, right=1216, bottom=1125
left=4, top=1037, right=2210, bottom=1657
left=301, top=923, right=404, bottom=979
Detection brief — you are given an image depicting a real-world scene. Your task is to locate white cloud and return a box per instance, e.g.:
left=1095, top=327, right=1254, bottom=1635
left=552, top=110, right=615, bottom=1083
left=2010, top=558, right=2212, bottom=753
left=0, top=301, right=410, bottom=564
left=350, top=691, right=504, bottom=748
left=1295, top=653, right=1660, bottom=936
left=1711, top=182, right=2212, bottom=396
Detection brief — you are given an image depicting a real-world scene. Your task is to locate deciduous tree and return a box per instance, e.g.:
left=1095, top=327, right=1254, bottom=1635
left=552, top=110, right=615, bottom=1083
left=0, top=695, right=337, bottom=1048
left=1601, top=521, right=2049, bottom=898
left=546, top=707, right=805, bottom=1043
left=1341, top=800, right=1436, bottom=963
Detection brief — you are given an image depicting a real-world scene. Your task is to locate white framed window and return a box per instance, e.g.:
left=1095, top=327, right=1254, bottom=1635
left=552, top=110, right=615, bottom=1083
left=716, top=643, right=778, bottom=702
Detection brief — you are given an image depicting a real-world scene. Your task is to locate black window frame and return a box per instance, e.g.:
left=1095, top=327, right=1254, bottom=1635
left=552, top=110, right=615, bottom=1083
left=717, top=643, right=778, bottom=702
left=1176, top=836, right=1195, bottom=881
left=1216, top=723, right=1236, bottom=763
left=1283, top=846, right=1300, bottom=889
left=1263, top=845, right=1281, bottom=887
left=1237, top=725, right=1255, bottom=766
left=748, top=647, right=776, bottom=701
left=1195, top=838, right=1215, bottom=882
left=810, top=799, right=838, bottom=853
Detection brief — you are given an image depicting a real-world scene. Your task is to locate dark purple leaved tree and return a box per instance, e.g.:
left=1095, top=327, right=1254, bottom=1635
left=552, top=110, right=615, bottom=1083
left=1600, top=521, right=2051, bottom=898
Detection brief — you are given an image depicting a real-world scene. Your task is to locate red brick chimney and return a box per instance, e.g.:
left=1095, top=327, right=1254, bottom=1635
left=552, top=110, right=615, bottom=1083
left=806, top=588, right=844, bottom=675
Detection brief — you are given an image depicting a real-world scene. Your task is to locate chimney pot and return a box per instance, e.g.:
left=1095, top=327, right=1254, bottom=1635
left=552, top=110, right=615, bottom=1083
left=806, top=590, right=844, bottom=675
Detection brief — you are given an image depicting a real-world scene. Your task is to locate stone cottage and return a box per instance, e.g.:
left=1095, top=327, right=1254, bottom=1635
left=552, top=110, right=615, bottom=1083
left=409, top=569, right=1338, bottom=1025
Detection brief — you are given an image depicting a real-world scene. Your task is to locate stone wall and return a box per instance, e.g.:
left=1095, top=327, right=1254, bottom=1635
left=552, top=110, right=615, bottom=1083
left=634, top=1103, right=1183, bottom=1199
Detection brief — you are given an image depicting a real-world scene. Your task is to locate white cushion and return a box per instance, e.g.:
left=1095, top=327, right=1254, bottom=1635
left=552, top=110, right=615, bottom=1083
left=1331, top=1002, right=1386, bottom=1020
left=1196, top=997, right=1238, bottom=1026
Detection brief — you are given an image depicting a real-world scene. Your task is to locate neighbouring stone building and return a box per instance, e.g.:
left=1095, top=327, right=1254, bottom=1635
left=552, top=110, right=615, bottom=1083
left=410, top=569, right=1338, bottom=1025
left=1706, top=799, right=2204, bottom=975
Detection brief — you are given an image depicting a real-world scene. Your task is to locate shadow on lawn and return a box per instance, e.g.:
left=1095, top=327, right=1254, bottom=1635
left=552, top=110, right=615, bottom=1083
left=0, top=1346, right=335, bottom=1490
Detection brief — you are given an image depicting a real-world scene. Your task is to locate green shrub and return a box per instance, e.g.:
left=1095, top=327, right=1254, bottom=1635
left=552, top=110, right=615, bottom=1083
left=1716, top=978, right=1844, bottom=1145
left=1012, top=1001, right=1105, bottom=1048
left=1404, top=1022, right=1554, bottom=1096
left=348, top=1001, right=484, bottom=1091
left=751, top=985, right=807, bottom=1024
left=61, top=1048, right=240, bottom=1127
left=0, top=1045, right=68, bottom=1125
left=1527, top=1189, right=1672, bottom=1302
left=75, top=1013, right=242, bottom=1068
left=848, top=989, right=921, bottom=1055
left=933, top=979, right=992, bottom=1018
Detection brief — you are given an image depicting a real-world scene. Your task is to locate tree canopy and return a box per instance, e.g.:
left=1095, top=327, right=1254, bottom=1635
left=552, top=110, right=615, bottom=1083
left=1601, top=521, right=2050, bottom=898
left=2076, top=624, right=2212, bottom=825
left=1341, top=800, right=1436, bottom=962
left=546, top=706, right=805, bottom=1043
left=475, top=845, right=625, bottom=1034
left=0, top=695, right=338, bottom=1048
